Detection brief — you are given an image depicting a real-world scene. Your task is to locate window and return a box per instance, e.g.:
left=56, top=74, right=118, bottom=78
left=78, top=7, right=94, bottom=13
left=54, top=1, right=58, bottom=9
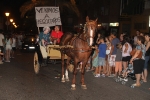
left=134, top=23, right=146, bottom=29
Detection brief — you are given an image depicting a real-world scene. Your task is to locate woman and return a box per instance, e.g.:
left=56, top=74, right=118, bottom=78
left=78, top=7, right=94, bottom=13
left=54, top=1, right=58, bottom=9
left=142, top=33, right=150, bottom=82
left=39, top=26, right=51, bottom=47
left=5, top=35, right=12, bottom=62
left=96, top=33, right=101, bottom=44
left=122, top=35, right=132, bottom=77
left=130, top=36, right=146, bottom=87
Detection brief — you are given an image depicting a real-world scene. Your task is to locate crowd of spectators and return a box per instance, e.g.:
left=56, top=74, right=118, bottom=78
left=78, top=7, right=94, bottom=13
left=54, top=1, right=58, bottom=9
left=84, top=30, right=150, bottom=88
left=0, top=32, right=23, bottom=64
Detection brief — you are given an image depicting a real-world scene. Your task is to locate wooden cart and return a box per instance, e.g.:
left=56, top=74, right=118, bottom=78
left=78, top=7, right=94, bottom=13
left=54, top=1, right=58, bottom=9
left=34, top=44, right=72, bottom=74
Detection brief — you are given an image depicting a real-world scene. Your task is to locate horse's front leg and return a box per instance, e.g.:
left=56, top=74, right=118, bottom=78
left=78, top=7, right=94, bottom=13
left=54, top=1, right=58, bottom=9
left=80, top=62, right=87, bottom=89
left=71, top=59, right=78, bottom=90
left=61, top=53, right=65, bottom=82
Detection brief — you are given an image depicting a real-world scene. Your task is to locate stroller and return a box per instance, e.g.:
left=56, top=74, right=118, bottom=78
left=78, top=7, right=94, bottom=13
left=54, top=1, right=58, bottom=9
left=115, top=63, right=136, bottom=85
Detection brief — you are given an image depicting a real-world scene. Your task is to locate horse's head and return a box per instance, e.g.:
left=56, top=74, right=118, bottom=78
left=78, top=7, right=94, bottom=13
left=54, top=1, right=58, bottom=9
left=85, top=16, right=98, bottom=46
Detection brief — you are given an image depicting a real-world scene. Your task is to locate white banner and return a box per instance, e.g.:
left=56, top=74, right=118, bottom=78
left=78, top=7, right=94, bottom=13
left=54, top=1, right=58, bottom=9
left=35, top=7, right=62, bottom=27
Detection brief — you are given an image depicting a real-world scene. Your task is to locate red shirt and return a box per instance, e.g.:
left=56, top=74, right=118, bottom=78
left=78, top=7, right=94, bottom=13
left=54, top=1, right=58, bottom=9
left=51, top=30, right=63, bottom=43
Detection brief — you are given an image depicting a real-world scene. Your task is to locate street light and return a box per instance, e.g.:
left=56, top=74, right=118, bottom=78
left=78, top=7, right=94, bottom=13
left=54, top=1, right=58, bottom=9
left=5, top=12, right=10, bottom=31
left=13, top=22, right=15, bottom=25
left=10, top=19, right=13, bottom=23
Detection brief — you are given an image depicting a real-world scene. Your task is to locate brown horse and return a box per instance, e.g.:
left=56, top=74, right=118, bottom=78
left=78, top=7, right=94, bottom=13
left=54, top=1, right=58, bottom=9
left=60, top=16, right=98, bottom=90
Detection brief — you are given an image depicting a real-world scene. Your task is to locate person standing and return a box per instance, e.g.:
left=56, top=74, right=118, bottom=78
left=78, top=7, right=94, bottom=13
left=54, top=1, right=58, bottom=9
left=5, top=35, right=12, bottom=62
left=0, top=32, right=4, bottom=64
left=96, top=33, right=101, bottom=44
left=92, top=44, right=99, bottom=75
left=130, top=36, right=146, bottom=87
left=109, top=31, right=120, bottom=77
left=18, top=33, right=23, bottom=49
left=122, top=35, right=132, bottom=77
left=115, top=43, right=122, bottom=77
left=51, top=25, right=63, bottom=44
left=11, top=34, right=16, bottom=58
left=134, top=30, right=140, bottom=45
left=141, top=33, right=150, bottom=82
left=95, top=37, right=107, bottom=77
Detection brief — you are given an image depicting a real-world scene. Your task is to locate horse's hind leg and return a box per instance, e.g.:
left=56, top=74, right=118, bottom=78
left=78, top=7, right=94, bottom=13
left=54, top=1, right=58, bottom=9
left=65, top=57, right=71, bottom=82
left=61, top=53, right=65, bottom=82
left=80, top=62, right=87, bottom=89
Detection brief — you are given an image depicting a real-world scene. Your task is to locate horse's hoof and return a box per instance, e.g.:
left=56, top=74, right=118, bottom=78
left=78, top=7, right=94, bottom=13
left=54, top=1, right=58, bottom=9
left=71, top=87, right=76, bottom=90
left=71, top=84, right=76, bottom=90
left=81, top=85, right=87, bottom=89
left=61, top=78, right=65, bottom=83
left=65, top=78, right=69, bottom=82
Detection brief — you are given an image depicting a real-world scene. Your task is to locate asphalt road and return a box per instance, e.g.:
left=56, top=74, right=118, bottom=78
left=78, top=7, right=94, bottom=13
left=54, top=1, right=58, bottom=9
left=0, top=50, right=150, bottom=100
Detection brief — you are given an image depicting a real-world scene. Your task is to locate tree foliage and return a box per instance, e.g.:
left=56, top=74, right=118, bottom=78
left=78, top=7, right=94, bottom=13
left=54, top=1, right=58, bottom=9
left=20, top=0, right=80, bottom=18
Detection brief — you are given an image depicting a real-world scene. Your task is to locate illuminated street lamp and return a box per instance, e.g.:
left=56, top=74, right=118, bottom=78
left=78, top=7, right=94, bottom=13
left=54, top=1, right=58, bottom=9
left=5, top=12, right=10, bottom=31
left=5, top=13, right=9, bottom=17
left=10, top=19, right=13, bottom=22
left=13, top=22, right=15, bottom=25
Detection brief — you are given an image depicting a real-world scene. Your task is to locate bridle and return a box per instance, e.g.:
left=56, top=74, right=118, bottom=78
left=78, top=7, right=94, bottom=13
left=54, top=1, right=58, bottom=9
left=83, top=21, right=97, bottom=45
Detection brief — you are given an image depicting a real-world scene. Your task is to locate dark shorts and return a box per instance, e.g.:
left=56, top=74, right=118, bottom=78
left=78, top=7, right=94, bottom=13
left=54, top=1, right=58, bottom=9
left=12, top=47, right=16, bottom=51
left=122, top=56, right=131, bottom=62
left=133, top=59, right=145, bottom=74
left=0, top=46, right=4, bottom=53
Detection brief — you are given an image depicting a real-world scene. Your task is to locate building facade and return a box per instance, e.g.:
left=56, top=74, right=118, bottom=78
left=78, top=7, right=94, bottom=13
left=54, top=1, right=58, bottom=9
left=119, top=0, right=149, bottom=36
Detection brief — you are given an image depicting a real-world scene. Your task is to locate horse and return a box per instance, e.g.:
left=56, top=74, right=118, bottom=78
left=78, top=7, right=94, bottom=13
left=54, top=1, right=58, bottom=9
left=60, top=16, right=98, bottom=90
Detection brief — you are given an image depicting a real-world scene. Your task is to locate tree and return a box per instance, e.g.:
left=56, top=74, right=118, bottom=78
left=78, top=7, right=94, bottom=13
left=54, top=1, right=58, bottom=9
left=20, top=0, right=80, bottom=18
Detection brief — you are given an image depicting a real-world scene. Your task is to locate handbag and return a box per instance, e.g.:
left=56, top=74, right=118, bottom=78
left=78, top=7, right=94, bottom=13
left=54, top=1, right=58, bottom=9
left=130, top=48, right=142, bottom=58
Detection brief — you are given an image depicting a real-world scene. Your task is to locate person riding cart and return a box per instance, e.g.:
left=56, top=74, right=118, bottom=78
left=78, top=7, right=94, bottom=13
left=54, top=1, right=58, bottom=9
left=51, top=25, right=63, bottom=44
left=39, top=26, right=51, bottom=48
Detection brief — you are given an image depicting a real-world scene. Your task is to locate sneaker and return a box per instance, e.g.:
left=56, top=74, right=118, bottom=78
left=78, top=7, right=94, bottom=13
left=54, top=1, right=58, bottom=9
left=101, top=74, right=105, bottom=77
left=86, top=69, right=90, bottom=72
left=108, top=74, right=115, bottom=77
left=95, top=74, right=100, bottom=77
left=124, top=78, right=128, bottom=82
left=5, top=61, right=10, bottom=62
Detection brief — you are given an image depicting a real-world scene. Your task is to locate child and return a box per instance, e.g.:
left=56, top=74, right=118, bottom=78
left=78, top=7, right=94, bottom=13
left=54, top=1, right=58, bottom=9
left=105, top=36, right=112, bottom=76
left=86, top=56, right=91, bottom=72
left=95, top=37, right=107, bottom=77
left=115, top=43, right=122, bottom=77
left=92, top=44, right=99, bottom=75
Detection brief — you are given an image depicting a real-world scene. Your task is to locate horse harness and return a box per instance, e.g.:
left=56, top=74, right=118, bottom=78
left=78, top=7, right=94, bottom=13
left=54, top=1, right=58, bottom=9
left=67, top=35, right=93, bottom=53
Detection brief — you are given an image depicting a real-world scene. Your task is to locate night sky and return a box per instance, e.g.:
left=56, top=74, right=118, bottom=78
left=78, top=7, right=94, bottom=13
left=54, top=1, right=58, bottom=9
left=1, top=0, right=30, bottom=24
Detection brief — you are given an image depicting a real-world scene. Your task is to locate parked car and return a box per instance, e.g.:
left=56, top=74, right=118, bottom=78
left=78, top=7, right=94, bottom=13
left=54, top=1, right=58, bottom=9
left=22, top=35, right=36, bottom=52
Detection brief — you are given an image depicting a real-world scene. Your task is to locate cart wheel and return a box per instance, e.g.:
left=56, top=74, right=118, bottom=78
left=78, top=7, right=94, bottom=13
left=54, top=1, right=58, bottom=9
left=34, top=52, right=40, bottom=74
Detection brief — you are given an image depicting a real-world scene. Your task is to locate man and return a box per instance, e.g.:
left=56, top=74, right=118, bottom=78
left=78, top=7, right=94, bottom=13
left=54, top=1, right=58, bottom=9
left=109, top=31, right=120, bottom=77
left=0, top=32, right=4, bottom=64
left=134, top=30, right=140, bottom=45
left=51, top=25, right=63, bottom=44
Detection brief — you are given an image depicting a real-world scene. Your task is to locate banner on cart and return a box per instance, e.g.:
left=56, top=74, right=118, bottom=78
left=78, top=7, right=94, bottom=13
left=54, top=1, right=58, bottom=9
left=35, top=7, right=62, bottom=27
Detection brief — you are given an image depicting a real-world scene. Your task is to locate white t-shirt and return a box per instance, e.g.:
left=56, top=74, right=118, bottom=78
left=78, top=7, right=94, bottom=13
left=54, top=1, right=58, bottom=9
left=12, top=38, right=16, bottom=47
left=0, top=33, right=4, bottom=46
left=18, top=35, right=23, bottom=45
left=122, top=42, right=132, bottom=57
